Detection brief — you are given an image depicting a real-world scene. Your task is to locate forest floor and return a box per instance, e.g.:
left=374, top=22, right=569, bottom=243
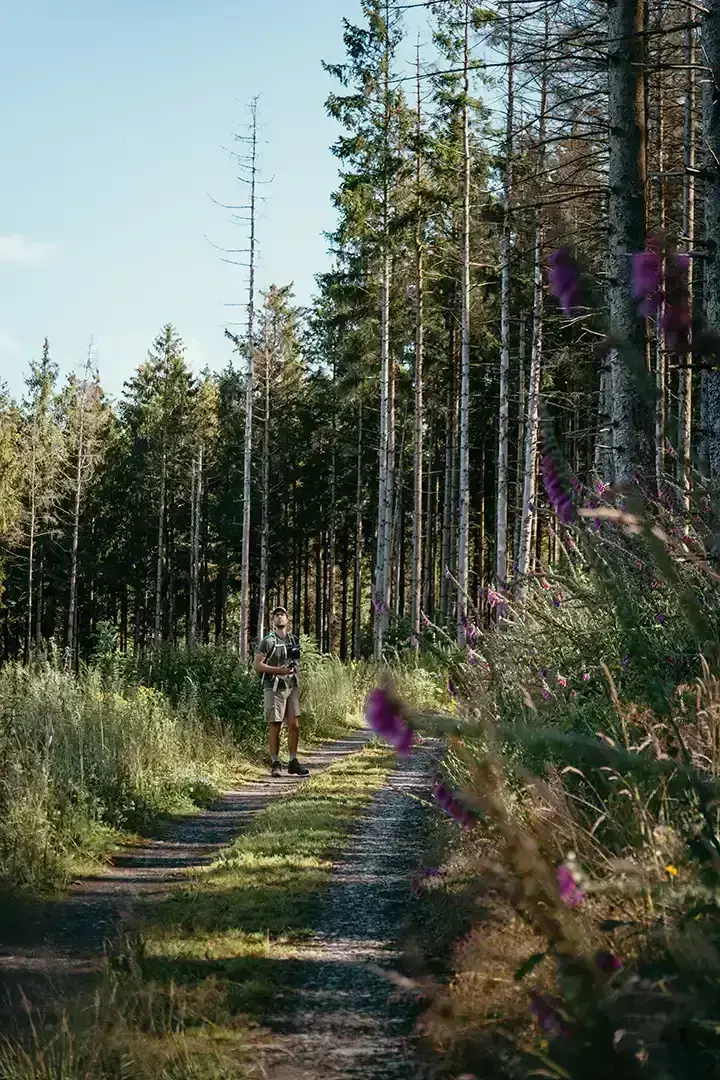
left=0, top=733, right=448, bottom=1080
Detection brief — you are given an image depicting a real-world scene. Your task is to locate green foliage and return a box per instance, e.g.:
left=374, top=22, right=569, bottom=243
left=0, top=661, right=239, bottom=894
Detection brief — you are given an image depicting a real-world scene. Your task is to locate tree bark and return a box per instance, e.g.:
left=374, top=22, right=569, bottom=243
left=607, top=0, right=650, bottom=483
left=702, top=0, right=720, bottom=482
left=457, top=0, right=472, bottom=644
left=411, top=43, right=424, bottom=643
left=496, top=0, right=514, bottom=592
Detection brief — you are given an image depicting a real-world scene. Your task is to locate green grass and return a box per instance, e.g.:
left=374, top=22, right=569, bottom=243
left=0, top=743, right=395, bottom=1080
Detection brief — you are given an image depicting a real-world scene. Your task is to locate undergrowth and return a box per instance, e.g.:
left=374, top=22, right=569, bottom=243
left=0, top=745, right=395, bottom=1080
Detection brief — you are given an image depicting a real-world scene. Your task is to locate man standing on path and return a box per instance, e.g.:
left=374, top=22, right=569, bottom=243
left=254, top=606, right=310, bottom=778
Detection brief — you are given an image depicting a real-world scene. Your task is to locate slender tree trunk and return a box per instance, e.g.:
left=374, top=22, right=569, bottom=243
left=328, top=359, right=337, bottom=654
left=513, top=317, right=526, bottom=565
left=607, top=0, right=650, bottom=482
left=373, top=1, right=393, bottom=660
left=238, top=100, right=259, bottom=660
left=353, top=398, right=363, bottom=660
left=496, top=0, right=514, bottom=591
left=703, top=0, right=720, bottom=482
left=655, top=70, right=666, bottom=487
left=457, top=0, right=472, bottom=644
left=422, top=426, right=433, bottom=619
left=411, top=43, right=424, bottom=642
left=516, top=31, right=548, bottom=596
left=154, top=452, right=166, bottom=649
left=36, top=554, right=44, bottom=650
left=67, top=375, right=88, bottom=666
left=340, top=529, right=349, bottom=661
left=25, top=438, right=37, bottom=663
left=257, top=335, right=271, bottom=644
left=440, top=376, right=453, bottom=620
left=678, top=12, right=696, bottom=512
left=315, top=540, right=322, bottom=649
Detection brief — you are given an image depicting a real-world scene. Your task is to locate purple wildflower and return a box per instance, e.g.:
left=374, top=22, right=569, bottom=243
left=548, top=249, right=583, bottom=316
left=656, top=612, right=665, bottom=625
left=621, top=654, right=631, bottom=668
left=486, top=587, right=503, bottom=608
left=447, top=678, right=457, bottom=698
left=433, top=781, right=475, bottom=829
left=530, top=992, right=568, bottom=1039
left=582, top=672, right=590, bottom=682
left=632, top=236, right=692, bottom=353
left=372, top=593, right=387, bottom=615
left=541, top=453, right=574, bottom=525
left=467, top=649, right=479, bottom=666
left=556, top=863, right=585, bottom=907
left=541, top=688, right=552, bottom=700
left=631, top=245, right=662, bottom=316
left=365, top=687, right=414, bottom=755
left=596, top=951, right=623, bottom=975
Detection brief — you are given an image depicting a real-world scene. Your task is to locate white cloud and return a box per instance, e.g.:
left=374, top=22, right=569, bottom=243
left=0, top=233, right=56, bottom=264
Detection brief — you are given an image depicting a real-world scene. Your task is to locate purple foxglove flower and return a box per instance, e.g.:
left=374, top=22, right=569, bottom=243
left=631, top=246, right=662, bottom=316
left=548, top=249, right=583, bottom=316
left=365, top=687, right=414, bottom=755
left=433, top=781, right=475, bottom=829
left=596, top=951, right=623, bottom=974
left=530, top=992, right=567, bottom=1039
left=467, top=649, right=479, bottom=666
left=557, top=863, right=584, bottom=907
left=633, top=237, right=692, bottom=353
left=541, top=453, right=574, bottom=525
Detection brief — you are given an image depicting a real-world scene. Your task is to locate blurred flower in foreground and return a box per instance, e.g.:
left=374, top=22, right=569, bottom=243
left=365, top=686, right=414, bottom=755
left=434, top=781, right=475, bottom=829
left=557, top=862, right=585, bottom=907
left=530, top=992, right=568, bottom=1039
left=541, top=450, right=575, bottom=525
left=548, top=248, right=584, bottom=316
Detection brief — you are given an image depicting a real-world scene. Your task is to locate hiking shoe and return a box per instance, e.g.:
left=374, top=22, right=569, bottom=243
left=287, top=758, right=310, bottom=777
left=271, top=760, right=282, bottom=778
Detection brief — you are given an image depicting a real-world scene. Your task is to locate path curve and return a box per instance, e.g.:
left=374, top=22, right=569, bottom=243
left=0, top=731, right=371, bottom=988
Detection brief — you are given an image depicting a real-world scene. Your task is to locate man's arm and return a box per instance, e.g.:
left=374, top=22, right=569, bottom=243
left=253, top=647, right=291, bottom=678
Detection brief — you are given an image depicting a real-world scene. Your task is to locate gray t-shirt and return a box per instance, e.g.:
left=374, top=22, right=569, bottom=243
left=257, top=632, right=299, bottom=690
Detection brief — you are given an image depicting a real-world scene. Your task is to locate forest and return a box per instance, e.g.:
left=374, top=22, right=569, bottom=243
left=4, top=0, right=713, bottom=664
left=3, top=0, right=720, bottom=1077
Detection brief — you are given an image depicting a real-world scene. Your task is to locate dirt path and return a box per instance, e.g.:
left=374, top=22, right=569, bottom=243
left=0, top=731, right=371, bottom=988
left=247, top=742, right=447, bottom=1080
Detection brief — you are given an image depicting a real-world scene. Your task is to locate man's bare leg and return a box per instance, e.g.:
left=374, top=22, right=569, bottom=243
left=286, top=715, right=309, bottom=775
left=287, top=715, right=299, bottom=759
left=269, top=722, right=282, bottom=775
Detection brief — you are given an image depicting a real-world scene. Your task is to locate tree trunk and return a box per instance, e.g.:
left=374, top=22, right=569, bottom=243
left=353, top=398, right=363, bottom=660
left=154, top=451, right=166, bottom=649
left=655, top=72, right=666, bottom=488
left=678, top=12, right=696, bottom=511
left=411, top=44, right=424, bottom=643
left=456, top=0, right=472, bottom=644
left=702, top=0, right=720, bottom=482
left=239, top=101, right=259, bottom=660
left=496, top=0, right=514, bottom=592
left=513, top=317, right=526, bottom=565
left=67, top=380, right=87, bottom=667
left=26, top=438, right=37, bottom=663
left=257, top=335, right=271, bottom=645
left=607, top=0, right=650, bottom=483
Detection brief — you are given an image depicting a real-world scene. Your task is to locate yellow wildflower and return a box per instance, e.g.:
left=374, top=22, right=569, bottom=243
left=665, top=864, right=678, bottom=878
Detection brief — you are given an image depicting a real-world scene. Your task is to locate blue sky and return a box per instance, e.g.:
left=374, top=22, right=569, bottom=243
left=0, top=0, right=387, bottom=401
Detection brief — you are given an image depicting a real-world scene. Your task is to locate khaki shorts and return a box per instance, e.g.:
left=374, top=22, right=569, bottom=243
left=264, top=685, right=300, bottom=725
